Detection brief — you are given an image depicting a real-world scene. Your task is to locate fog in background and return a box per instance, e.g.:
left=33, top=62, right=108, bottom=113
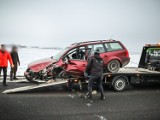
left=0, top=0, right=160, bottom=52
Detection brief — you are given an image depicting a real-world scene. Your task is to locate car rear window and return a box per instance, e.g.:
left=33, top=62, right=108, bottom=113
left=146, top=48, right=160, bottom=61
left=105, top=42, right=123, bottom=51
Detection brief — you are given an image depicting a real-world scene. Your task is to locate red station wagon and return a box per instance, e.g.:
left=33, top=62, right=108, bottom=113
left=24, top=40, right=130, bottom=82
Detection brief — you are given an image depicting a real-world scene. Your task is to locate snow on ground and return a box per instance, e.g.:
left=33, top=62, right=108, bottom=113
left=126, top=52, right=141, bottom=67
left=7, top=48, right=141, bottom=75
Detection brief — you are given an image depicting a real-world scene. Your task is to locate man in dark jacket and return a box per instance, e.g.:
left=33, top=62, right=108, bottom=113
left=10, top=46, right=20, bottom=80
left=85, top=50, right=105, bottom=102
left=0, top=44, right=14, bottom=86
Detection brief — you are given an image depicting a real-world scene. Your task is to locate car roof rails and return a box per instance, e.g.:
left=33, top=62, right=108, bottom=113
left=71, top=39, right=116, bottom=45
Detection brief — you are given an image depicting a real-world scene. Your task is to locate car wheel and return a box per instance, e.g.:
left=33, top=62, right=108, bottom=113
left=112, top=76, right=128, bottom=91
left=107, top=60, right=120, bottom=73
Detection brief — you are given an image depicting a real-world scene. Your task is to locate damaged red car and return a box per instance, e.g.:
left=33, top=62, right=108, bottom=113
left=24, top=40, right=130, bottom=82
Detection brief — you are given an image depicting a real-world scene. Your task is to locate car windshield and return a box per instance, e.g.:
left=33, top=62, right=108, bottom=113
left=53, top=47, right=70, bottom=61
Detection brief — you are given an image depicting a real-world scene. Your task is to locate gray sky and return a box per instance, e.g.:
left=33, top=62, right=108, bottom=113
left=0, top=0, right=160, bottom=52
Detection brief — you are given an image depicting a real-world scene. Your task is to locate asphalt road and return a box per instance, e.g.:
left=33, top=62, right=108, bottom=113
left=0, top=81, right=160, bottom=120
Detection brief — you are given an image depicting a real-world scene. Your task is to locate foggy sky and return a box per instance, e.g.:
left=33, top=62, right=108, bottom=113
left=0, top=0, right=160, bottom=52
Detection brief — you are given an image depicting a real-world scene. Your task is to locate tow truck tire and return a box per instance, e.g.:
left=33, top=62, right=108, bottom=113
left=112, top=76, right=128, bottom=91
left=107, top=60, right=120, bottom=73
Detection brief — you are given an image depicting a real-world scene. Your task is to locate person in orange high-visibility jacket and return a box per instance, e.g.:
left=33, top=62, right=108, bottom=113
left=0, top=44, right=14, bottom=86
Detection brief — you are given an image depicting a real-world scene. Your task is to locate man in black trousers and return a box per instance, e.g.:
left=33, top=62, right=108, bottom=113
left=10, top=46, right=20, bottom=80
left=85, top=50, right=105, bottom=102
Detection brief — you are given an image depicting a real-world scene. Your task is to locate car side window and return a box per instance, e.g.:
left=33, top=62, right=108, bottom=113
left=63, top=48, right=77, bottom=60
left=72, top=46, right=85, bottom=60
left=105, top=42, right=123, bottom=51
left=64, top=46, right=88, bottom=60
left=88, top=44, right=105, bottom=54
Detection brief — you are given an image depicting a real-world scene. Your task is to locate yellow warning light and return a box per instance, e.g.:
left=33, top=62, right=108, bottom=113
left=145, top=44, right=150, bottom=46
left=145, top=43, right=160, bottom=46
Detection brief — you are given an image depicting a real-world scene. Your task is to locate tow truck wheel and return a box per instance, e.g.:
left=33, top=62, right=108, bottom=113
left=107, top=60, right=120, bottom=73
left=112, top=76, right=128, bottom=91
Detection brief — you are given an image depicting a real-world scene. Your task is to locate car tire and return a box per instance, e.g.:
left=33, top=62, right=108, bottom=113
left=112, top=76, right=128, bottom=91
left=107, top=60, right=120, bottom=73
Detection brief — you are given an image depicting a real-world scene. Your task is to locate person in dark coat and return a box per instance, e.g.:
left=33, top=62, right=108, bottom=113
left=85, top=50, right=105, bottom=102
left=0, top=44, right=14, bottom=86
left=10, top=46, right=20, bottom=80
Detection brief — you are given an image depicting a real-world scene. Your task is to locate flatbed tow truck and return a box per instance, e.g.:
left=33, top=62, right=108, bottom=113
left=2, top=43, right=160, bottom=94
left=104, top=43, right=160, bottom=91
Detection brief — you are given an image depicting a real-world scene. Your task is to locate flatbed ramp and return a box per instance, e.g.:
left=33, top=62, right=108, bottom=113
left=0, top=79, right=46, bottom=83
left=3, top=80, right=68, bottom=94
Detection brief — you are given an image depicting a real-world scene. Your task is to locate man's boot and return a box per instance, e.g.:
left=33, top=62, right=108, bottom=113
left=85, top=92, right=93, bottom=102
left=100, top=95, right=106, bottom=100
left=100, top=91, right=105, bottom=100
left=3, top=79, right=8, bottom=86
left=100, top=92, right=106, bottom=100
left=100, top=86, right=105, bottom=100
left=13, top=76, right=18, bottom=80
left=13, top=71, right=18, bottom=80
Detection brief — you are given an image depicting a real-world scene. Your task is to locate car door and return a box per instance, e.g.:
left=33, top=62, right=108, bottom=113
left=64, top=46, right=90, bottom=77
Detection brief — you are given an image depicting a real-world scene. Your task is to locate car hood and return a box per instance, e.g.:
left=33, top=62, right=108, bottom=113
left=28, top=57, right=57, bottom=72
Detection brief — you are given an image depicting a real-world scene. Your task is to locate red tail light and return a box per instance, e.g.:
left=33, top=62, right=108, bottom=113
left=125, top=50, right=129, bottom=57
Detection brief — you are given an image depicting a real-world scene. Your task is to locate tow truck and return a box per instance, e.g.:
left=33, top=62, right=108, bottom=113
left=3, top=43, right=160, bottom=94
left=104, top=43, right=160, bottom=91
